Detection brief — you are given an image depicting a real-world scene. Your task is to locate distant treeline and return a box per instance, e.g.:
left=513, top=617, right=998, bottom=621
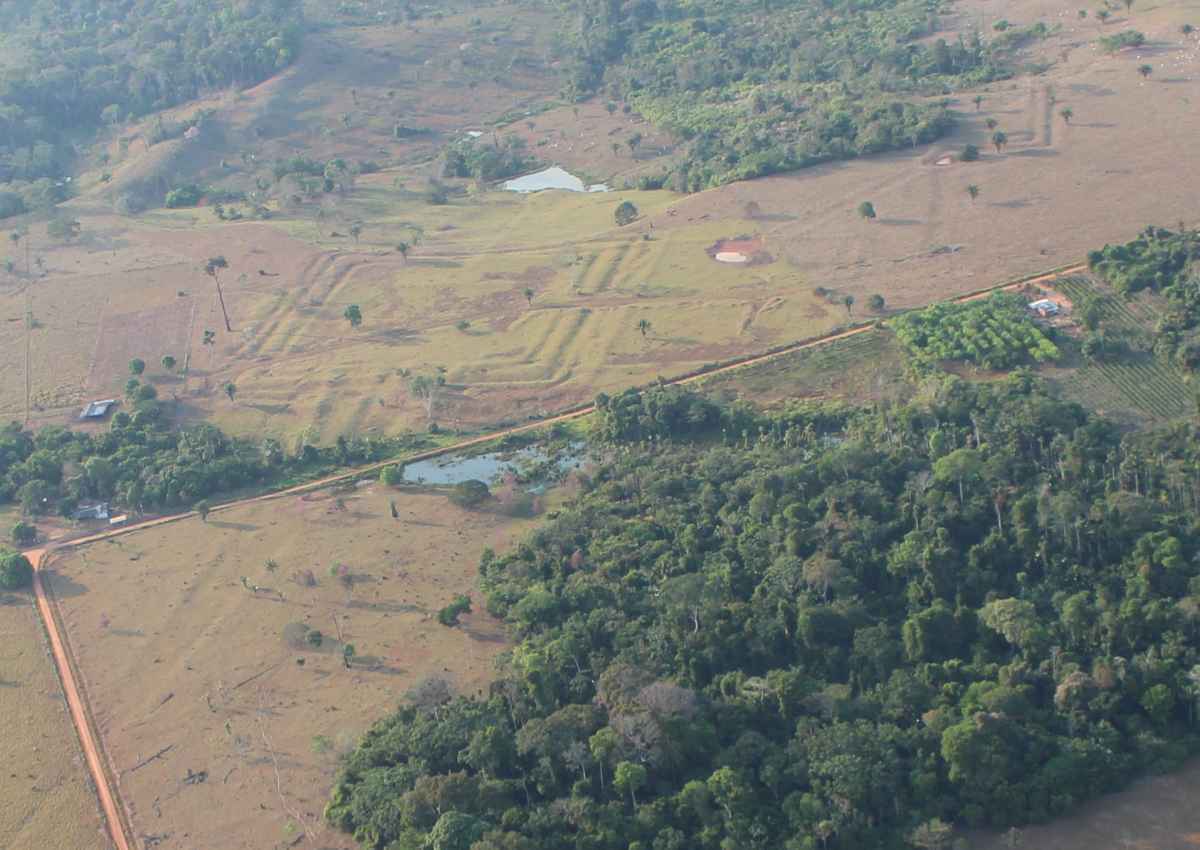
left=559, top=0, right=1031, bottom=189
left=0, top=0, right=303, bottom=198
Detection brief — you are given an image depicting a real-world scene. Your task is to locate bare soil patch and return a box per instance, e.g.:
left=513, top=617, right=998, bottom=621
left=707, top=235, right=773, bottom=266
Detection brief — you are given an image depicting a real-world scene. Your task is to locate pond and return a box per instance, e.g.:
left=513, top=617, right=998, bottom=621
left=503, top=166, right=609, bottom=194
left=402, top=442, right=586, bottom=487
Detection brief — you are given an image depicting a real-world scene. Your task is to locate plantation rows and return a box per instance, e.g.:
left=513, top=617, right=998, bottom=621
left=1051, top=277, right=1189, bottom=419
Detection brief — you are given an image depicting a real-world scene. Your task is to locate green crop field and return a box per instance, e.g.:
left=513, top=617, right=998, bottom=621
left=699, top=329, right=911, bottom=407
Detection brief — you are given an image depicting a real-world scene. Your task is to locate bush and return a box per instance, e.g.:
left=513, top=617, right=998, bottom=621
left=449, top=479, right=490, bottom=508
left=614, top=201, right=639, bottom=226
left=306, top=629, right=324, bottom=648
left=961, top=143, right=980, bottom=162
left=11, top=521, right=35, bottom=546
left=0, top=549, right=33, bottom=590
left=437, top=594, right=472, bottom=626
left=164, top=184, right=204, bottom=208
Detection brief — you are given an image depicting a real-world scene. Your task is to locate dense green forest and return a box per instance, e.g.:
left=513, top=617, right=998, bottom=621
left=0, top=393, right=413, bottom=520
left=560, top=0, right=1032, bottom=189
left=1088, top=226, right=1200, bottom=371
left=0, top=0, right=302, bottom=202
left=328, top=380, right=1200, bottom=850
left=891, top=294, right=1060, bottom=371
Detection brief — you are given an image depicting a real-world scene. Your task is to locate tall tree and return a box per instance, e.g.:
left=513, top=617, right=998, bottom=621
left=205, top=256, right=232, bottom=332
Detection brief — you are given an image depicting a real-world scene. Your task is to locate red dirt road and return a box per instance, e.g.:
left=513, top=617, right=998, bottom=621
left=23, top=260, right=1086, bottom=850
left=27, top=548, right=132, bottom=850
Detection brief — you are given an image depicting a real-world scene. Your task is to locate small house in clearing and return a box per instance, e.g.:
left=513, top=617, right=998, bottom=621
left=73, top=502, right=110, bottom=521
left=80, top=399, right=118, bottom=420
left=1027, top=299, right=1061, bottom=318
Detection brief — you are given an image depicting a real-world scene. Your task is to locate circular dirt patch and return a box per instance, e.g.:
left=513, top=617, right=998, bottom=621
left=707, top=235, right=772, bottom=266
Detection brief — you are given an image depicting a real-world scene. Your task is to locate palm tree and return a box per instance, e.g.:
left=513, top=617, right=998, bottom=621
left=349, top=222, right=362, bottom=244
left=523, top=287, right=534, bottom=306
left=991, top=130, right=1008, bottom=153
left=857, top=201, right=876, bottom=221
left=1137, top=63, right=1153, bottom=80
left=224, top=382, right=237, bottom=403
left=396, top=242, right=409, bottom=262
left=966, top=184, right=980, bottom=203
left=985, top=117, right=998, bottom=131
left=1059, top=107, right=1073, bottom=124
left=843, top=294, right=855, bottom=318
left=204, top=256, right=232, bottom=332
left=1097, top=9, right=1110, bottom=23
left=972, top=95, right=984, bottom=111
left=1123, top=0, right=1134, bottom=13
left=637, top=318, right=652, bottom=338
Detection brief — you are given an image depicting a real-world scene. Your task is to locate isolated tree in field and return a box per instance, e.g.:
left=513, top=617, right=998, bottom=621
left=396, top=241, right=409, bottom=262
left=843, top=294, right=855, bottom=318
left=1097, top=9, right=1110, bottom=23
left=985, top=117, right=998, bottom=131
left=224, top=381, right=237, bottom=402
left=627, top=132, right=642, bottom=156
left=857, top=201, right=876, bottom=221
left=1123, top=0, right=1134, bottom=13
left=195, top=499, right=211, bottom=522
left=869, top=293, right=886, bottom=312
left=972, top=95, right=983, bottom=111
left=410, top=374, right=439, bottom=420
left=0, top=550, right=33, bottom=590
left=615, top=201, right=639, bottom=226
left=344, top=304, right=363, bottom=328
left=1059, top=107, right=1074, bottom=124
left=966, top=184, right=980, bottom=203
left=161, top=355, right=176, bottom=372
left=991, top=130, right=1008, bottom=153
left=129, top=358, right=145, bottom=376
left=611, top=141, right=621, bottom=158
left=349, top=222, right=362, bottom=244
left=205, top=256, right=232, bottom=332
left=342, top=643, right=356, bottom=668
left=1138, top=63, right=1153, bottom=79
left=523, top=287, right=535, bottom=306
left=637, top=318, right=652, bottom=338
left=605, top=101, right=617, bottom=115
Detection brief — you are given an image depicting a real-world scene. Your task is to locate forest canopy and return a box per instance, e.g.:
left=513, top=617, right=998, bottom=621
left=327, top=380, right=1200, bottom=850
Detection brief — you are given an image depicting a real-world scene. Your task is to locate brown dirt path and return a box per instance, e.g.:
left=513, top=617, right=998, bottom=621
left=27, top=548, right=132, bottom=850
left=22, top=258, right=1087, bottom=850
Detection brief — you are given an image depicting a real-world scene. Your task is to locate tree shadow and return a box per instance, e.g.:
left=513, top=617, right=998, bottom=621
left=990, top=198, right=1036, bottom=209
left=41, top=570, right=88, bottom=599
left=1010, top=148, right=1058, bottom=158
left=1075, top=122, right=1117, bottom=128
left=878, top=218, right=921, bottom=226
left=208, top=520, right=260, bottom=531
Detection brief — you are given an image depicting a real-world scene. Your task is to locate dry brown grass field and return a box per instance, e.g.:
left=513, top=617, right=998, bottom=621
left=0, top=593, right=111, bottom=850
left=1, top=0, right=1196, bottom=446
left=43, top=478, right=552, bottom=849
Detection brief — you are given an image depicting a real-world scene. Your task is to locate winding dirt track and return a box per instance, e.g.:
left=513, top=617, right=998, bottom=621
left=24, top=260, right=1085, bottom=850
